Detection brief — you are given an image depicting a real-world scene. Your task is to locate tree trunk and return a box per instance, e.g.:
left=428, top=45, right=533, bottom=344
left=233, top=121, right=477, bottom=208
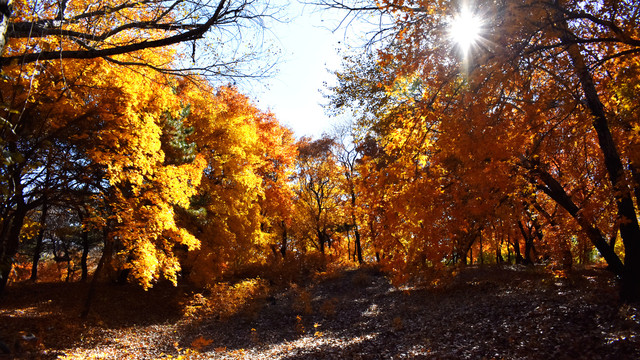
left=479, top=231, right=483, bottom=265
left=318, top=229, right=325, bottom=255
left=517, top=220, right=535, bottom=265
left=81, top=228, right=112, bottom=318
left=350, top=187, right=364, bottom=264
left=532, top=165, right=624, bottom=274
left=0, top=204, right=27, bottom=294
left=353, top=218, right=363, bottom=264
left=556, top=10, right=640, bottom=301
left=80, top=229, right=90, bottom=282
left=280, top=220, right=287, bottom=259
left=496, top=233, right=504, bottom=264
left=512, top=233, right=523, bottom=265
left=30, top=200, right=49, bottom=281
left=0, top=1, right=12, bottom=55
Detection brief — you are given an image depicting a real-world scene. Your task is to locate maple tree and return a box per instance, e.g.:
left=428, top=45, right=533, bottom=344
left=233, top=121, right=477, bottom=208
left=292, top=136, right=346, bottom=256
left=0, top=0, right=295, bottom=296
left=325, top=0, right=640, bottom=299
left=176, top=83, right=296, bottom=285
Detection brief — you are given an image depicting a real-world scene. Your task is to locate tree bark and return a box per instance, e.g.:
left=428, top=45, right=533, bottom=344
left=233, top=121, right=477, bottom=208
left=30, top=200, right=49, bottom=282
left=81, top=227, right=112, bottom=319
left=532, top=165, right=625, bottom=276
left=352, top=214, right=363, bottom=264
left=555, top=13, right=640, bottom=300
left=0, top=203, right=27, bottom=294
left=80, top=229, right=90, bottom=282
left=517, top=220, right=535, bottom=265
left=0, top=0, right=12, bottom=55
left=512, top=233, right=523, bottom=265
left=280, top=220, right=287, bottom=259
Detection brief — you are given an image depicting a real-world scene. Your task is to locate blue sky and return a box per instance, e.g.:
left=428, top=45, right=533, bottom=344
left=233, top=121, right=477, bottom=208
left=250, top=2, right=357, bottom=138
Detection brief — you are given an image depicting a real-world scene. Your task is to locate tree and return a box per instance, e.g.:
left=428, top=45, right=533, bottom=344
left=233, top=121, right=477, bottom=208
left=325, top=0, right=640, bottom=299
left=1, top=0, right=277, bottom=78
left=332, top=122, right=364, bottom=263
left=0, top=53, right=209, bottom=292
left=174, top=84, right=296, bottom=285
left=293, top=136, right=345, bottom=256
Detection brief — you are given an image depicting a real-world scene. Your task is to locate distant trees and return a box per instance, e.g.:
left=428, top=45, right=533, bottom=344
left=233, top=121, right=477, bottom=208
left=292, top=136, right=344, bottom=256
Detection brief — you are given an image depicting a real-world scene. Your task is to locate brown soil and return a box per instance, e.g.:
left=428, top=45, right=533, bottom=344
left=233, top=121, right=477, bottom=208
left=0, top=265, right=638, bottom=359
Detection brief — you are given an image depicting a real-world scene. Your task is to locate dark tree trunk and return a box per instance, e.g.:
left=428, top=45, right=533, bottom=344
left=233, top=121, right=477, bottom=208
left=30, top=200, right=49, bottom=281
left=318, top=229, right=325, bottom=255
left=0, top=0, right=12, bottom=55
left=81, top=228, right=112, bottom=318
left=479, top=232, right=484, bottom=265
left=496, top=234, right=504, bottom=264
left=350, top=188, right=364, bottom=264
left=0, top=206, right=27, bottom=294
left=353, top=223, right=363, bottom=264
left=512, top=233, right=524, bottom=265
left=80, top=229, right=90, bottom=282
left=517, top=220, right=535, bottom=266
left=556, top=12, right=640, bottom=300
left=280, top=220, right=287, bottom=259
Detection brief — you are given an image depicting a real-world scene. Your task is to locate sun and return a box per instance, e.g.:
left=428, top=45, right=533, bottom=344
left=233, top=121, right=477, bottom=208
left=449, top=7, right=483, bottom=56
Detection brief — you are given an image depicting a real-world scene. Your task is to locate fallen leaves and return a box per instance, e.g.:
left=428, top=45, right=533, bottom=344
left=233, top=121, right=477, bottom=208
left=2, top=266, right=639, bottom=359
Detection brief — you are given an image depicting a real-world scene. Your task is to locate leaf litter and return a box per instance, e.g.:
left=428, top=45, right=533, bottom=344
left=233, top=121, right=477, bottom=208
left=0, top=265, right=638, bottom=359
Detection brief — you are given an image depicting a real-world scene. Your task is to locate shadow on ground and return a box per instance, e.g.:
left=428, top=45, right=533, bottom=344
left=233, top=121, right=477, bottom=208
left=178, top=266, right=640, bottom=359
left=1, top=266, right=639, bottom=359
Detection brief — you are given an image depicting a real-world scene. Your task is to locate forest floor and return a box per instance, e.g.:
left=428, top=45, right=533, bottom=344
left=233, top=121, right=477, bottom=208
left=1, top=264, right=639, bottom=359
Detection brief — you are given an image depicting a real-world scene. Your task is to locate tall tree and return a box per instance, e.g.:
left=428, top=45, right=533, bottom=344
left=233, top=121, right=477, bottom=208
left=332, top=122, right=364, bottom=263
left=175, top=84, right=296, bottom=285
left=326, top=0, right=640, bottom=299
left=293, top=136, right=345, bottom=256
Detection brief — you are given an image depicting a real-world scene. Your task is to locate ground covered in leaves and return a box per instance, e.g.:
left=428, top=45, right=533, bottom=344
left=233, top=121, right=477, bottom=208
left=1, top=265, right=639, bottom=359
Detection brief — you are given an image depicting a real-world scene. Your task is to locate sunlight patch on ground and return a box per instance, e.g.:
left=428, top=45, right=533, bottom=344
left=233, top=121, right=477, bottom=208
left=1, top=306, right=44, bottom=317
left=362, top=303, right=381, bottom=317
left=204, top=332, right=381, bottom=359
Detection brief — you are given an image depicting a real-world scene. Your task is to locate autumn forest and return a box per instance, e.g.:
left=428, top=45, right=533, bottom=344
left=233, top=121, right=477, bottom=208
left=1, top=0, right=640, bottom=358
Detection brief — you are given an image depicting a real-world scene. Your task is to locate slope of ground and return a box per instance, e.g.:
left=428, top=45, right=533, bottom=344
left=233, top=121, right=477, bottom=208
left=0, top=265, right=638, bottom=359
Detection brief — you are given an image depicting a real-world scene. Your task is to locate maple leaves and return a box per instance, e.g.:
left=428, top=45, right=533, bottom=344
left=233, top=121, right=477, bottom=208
left=293, top=136, right=345, bottom=255
left=3, top=0, right=640, bottom=307
left=0, top=0, right=300, bottom=293
left=178, top=83, right=297, bottom=285
left=323, top=0, right=640, bottom=298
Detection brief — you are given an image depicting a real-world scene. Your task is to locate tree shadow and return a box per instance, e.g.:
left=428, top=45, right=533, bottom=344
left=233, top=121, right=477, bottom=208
left=0, top=280, right=186, bottom=357
left=177, top=266, right=640, bottom=360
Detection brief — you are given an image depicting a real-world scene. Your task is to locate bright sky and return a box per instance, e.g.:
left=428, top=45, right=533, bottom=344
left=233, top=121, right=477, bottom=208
left=251, top=2, right=355, bottom=139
